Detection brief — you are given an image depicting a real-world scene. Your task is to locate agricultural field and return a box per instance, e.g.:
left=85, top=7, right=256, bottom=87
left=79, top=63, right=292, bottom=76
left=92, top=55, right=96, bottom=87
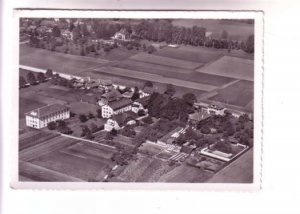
left=20, top=45, right=109, bottom=75
left=115, top=60, right=235, bottom=86
left=130, top=52, right=203, bottom=70
left=155, top=46, right=222, bottom=63
left=172, top=19, right=254, bottom=41
left=94, top=66, right=217, bottom=92
left=158, top=163, right=214, bottom=183
left=197, top=56, right=254, bottom=81
left=208, top=80, right=254, bottom=107
left=19, top=97, right=46, bottom=119
left=207, top=148, right=253, bottom=183
left=19, top=134, right=117, bottom=182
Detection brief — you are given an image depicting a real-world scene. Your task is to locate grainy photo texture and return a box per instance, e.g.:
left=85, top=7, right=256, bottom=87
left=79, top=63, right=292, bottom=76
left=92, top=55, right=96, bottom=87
left=16, top=11, right=261, bottom=188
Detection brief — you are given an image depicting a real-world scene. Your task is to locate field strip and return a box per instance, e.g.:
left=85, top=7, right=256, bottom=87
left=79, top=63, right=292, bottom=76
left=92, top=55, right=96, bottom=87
left=130, top=52, right=203, bottom=70
left=60, top=134, right=117, bottom=150
left=94, top=66, right=217, bottom=91
left=20, top=137, right=79, bottom=162
left=19, top=161, right=84, bottom=182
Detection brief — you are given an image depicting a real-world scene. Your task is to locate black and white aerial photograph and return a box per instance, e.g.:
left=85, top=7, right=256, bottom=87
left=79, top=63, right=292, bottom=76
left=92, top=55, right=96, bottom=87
left=18, top=16, right=256, bottom=184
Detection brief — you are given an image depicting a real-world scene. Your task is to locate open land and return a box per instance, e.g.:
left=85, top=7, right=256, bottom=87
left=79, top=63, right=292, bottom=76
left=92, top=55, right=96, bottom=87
left=172, top=19, right=254, bottom=41
left=207, top=148, right=253, bottom=183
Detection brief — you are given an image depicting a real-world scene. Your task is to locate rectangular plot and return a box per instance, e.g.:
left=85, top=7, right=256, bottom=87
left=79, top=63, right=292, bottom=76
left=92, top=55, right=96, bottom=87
left=94, top=66, right=217, bottom=92
left=115, top=60, right=234, bottom=86
left=155, top=46, right=222, bottom=63
left=130, top=52, right=203, bottom=70
left=197, top=56, right=254, bottom=81
left=19, top=97, right=46, bottom=119
left=208, top=80, right=254, bottom=107
left=30, top=150, right=108, bottom=181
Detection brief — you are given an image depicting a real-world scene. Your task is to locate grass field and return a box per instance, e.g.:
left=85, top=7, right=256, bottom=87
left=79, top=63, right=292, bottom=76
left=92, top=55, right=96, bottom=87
left=20, top=45, right=109, bottom=75
left=155, top=46, right=222, bottom=63
left=19, top=133, right=117, bottom=181
left=172, top=19, right=254, bottom=41
left=207, top=148, right=253, bottom=183
left=115, top=60, right=235, bottom=86
left=130, top=52, right=203, bottom=70
left=94, top=66, right=217, bottom=92
left=208, top=80, right=254, bottom=107
left=197, top=56, right=254, bottom=81
left=158, top=163, right=213, bottom=183
left=19, top=97, right=46, bottom=119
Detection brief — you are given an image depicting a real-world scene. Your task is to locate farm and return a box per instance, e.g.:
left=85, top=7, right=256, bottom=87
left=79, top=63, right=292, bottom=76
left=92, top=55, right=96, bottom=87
left=208, top=80, right=254, bottom=107
left=20, top=45, right=109, bottom=75
left=197, top=56, right=254, bottom=81
left=19, top=132, right=118, bottom=182
left=130, top=52, right=203, bottom=70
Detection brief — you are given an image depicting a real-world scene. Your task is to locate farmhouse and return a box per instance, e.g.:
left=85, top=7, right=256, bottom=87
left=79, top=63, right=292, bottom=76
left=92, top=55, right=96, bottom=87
left=139, top=86, right=154, bottom=98
left=101, top=98, right=132, bottom=118
left=97, top=89, right=122, bottom=106
left=104, top=112, right=138, bottom=131
left=112, top=28, right=131, bottom=41
left=206, top=104, right=226, bottom=116
left=25, top=104, right=70, bottom=129
left=189, top=110, right=211, bottom=124
left=131, top=96, right=150, bottom=114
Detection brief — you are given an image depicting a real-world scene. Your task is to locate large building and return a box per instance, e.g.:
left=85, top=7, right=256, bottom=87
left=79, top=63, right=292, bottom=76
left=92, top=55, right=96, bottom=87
left=101, top=98, right=132, bottom=118
left=25, top=104, right=70, bottom=129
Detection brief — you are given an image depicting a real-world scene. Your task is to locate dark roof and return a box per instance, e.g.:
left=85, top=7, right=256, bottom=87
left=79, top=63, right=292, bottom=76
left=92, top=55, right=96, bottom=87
left=25, top=104, right=68, bottom=119
left=142, top=86, right=154, bottom=94
left=180, top=145, right=194, bottom=154
left=101, top=89, right=122, bottom=101
left=134, top=96, right=150, bottom=106
left=111, top=112, right=138, bottom=126
left=109, top=98, right=132, bottom=110
left=189, top=111, right=210, bottom=122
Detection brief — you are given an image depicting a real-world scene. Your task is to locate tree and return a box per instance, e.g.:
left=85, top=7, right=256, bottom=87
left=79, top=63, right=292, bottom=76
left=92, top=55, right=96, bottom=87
left=110, top=128, right=118, bottom=136
left=245, top=34, right=254, bottom=53
left=19, top=76, right=27, bottom=88
left=147, top=45, right=156, bottom=54
left=97, top=109, right=102, bottom=118
left=137, top=109, right=146, bottom=117
left=88, top=112, right=95, bottom=119
left=90, top=122, right=98, bottom=133
left=165, top=84, right=176, bottom=96
left=221, top=30, right=228, bottom=39
left=120, top=125, right=136, bottom=137
left=36, top=72, right=46, bottom=83
left=26, top=72, right=37, bottom=85
left=46, top=69, right=53, bottom=78
left=182, top=93, right=197, bottom=106
left=79, top=114, right=88, bottom=123
left=131, top=86, right=140, bottom=101
left=52, top=25, right=61, bottom=37
left=144, top=81, right=153, bottom=88
left=201, top=125, right=211, bottom=134
left=142, top=116, right=153, bottom=124
left=47, top=121, right=56, bottom=130
left=105, top=131, right=114, bottom=141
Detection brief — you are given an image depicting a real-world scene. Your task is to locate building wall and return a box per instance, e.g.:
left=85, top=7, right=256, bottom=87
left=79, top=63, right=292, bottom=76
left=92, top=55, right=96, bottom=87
left=102, top=104, right=132, bottom=118
left=26, top=110, right=70, bottom=129
left=104, top=119, right=121, bottom=131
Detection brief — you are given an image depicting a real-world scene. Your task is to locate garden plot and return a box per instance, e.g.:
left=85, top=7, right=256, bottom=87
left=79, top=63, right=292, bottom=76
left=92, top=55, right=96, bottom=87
left=130, top=52, right=203, bottom=70
left=197, top=56, right=254, bottom=81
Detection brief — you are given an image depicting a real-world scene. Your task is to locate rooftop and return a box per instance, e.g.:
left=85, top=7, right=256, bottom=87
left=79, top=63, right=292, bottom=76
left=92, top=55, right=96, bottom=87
left=108, top=98, right=132, bottom=110
left=134, top=96, right=150, bottom=106
left=189, top=110, right=211, bottom=122
left=111, top=112, right=138, bottom=126
left=25, top=104, right=69, bottom=119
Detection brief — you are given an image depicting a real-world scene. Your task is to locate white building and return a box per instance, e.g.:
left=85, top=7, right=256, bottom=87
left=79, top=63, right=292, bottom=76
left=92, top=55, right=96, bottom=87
left=139, top=86, right=154, bottom=98
left=131, top=96, right=150, bottom=114
left=104, top=112, right=138, bottom=131
left=101, top=98, right=132, bottom=118
left=25, top=104, right=70, bottom=129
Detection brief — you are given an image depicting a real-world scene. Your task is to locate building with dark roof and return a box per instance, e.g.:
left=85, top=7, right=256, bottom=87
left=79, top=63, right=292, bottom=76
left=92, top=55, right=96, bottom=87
left=25, top=104, right=70, bottom=129
left=101, top=98, right=132, bottom=118
left=104, top=112, right=138, bottom=131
